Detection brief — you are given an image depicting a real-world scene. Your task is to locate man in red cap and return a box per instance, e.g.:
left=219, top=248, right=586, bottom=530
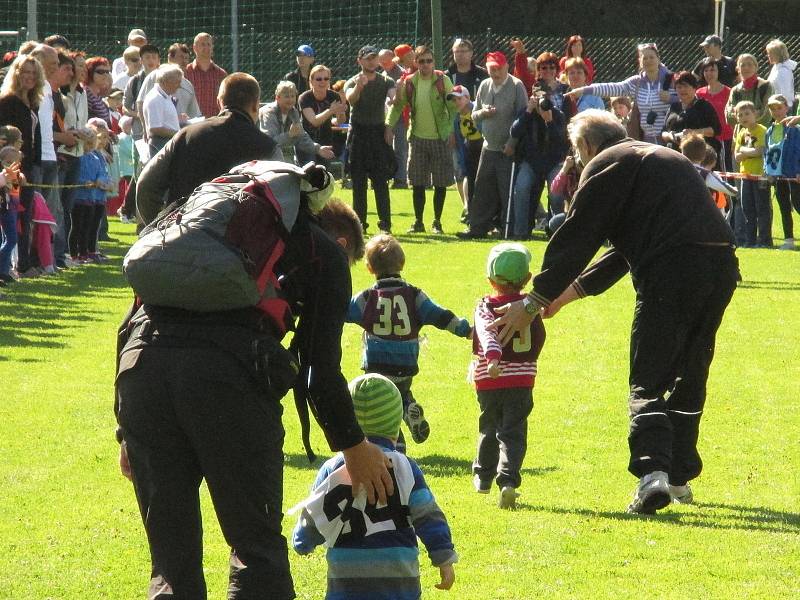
left=457, top=51, right=527, bottom=239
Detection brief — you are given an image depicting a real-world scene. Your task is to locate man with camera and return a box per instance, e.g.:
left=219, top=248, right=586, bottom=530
left=508, top=86, right=567, bottom=239
left=457, top=51, right=527, bottom=239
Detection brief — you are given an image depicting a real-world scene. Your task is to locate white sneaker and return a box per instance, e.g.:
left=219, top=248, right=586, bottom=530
left=669, top=483, right=694, bottom=505
left=627, top=471, right=671, bottom=514
left=498, top=486, right=520, bottom=509
left=779, top=238, right=795, bottom=250
left=473, top=475, right=491, bottom=494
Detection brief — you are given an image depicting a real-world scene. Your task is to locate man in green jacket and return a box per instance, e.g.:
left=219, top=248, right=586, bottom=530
left=386, top=45, right=456, bottom=234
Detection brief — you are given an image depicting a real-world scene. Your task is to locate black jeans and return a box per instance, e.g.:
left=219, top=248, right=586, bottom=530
left=352, top=172, right=391, bottom=230
left=774, top=179, right=800, bottom=240
left=117, top=336, right=295, bottom=599
left=473, top=387, right=533, bottom=489
left=628, top=246, right=739, bottom=485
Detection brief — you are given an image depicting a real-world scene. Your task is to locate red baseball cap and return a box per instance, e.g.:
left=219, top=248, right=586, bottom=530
left=485, top=51, right=507, bottom=68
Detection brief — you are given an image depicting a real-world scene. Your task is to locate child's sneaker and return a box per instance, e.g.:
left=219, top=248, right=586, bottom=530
left=473, top=475, right=491, bottom=494
left=404, top=402, right=430, bottom=443
left=627, top=470, right=670, bottom=514
left=499, top=486, right=520, bottom=509
left=669, top=483, right=694, bottom=505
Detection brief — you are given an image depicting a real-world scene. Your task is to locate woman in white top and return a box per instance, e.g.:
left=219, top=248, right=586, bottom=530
left=766, top=39, right=796, bottom=111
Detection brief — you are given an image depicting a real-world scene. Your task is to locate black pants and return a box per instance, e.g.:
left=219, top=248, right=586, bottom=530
left=628, top=246, right=738, bottom=485
left=774, top=179, right=800, bottom=240
left=117, top=339, right=295, bottom=599
left=473, top=387, right=533, bottom=489
left=352, top=172, right=391, bottom=231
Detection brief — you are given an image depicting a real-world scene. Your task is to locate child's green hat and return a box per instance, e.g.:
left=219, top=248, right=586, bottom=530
left=348, top=374, right=403, bottom=439
left=486, top=242, right=532, bottom=286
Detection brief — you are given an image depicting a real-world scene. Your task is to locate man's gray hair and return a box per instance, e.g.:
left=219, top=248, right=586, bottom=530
left=567, top=109, right=626, bottom=150
left=275, top=80, right=297, bottom=97
left=155, top=63, right=183, bottom=85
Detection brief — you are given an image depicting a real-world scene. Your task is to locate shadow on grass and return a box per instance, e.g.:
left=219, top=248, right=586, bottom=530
left=737, top=280, right=800, bottom=291
left=0, top=257, right=131, bottom=352
left=417, top=453, right=559, bottom=479
left=515, top=501, right=800, bottom=534
left=284, top=452, right=328, bottom=470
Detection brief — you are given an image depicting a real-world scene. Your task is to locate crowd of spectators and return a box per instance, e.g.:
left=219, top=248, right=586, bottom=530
left=1, top=30, right=799, bottom=297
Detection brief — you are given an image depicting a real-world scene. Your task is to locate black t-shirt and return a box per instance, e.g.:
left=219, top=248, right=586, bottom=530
left=664, top=97, right=721, bottom=151
left=298, top=89, right=340, bottom=145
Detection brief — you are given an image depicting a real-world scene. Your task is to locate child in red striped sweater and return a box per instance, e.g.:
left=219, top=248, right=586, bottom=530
left=470, top=243, right=546, bottom=509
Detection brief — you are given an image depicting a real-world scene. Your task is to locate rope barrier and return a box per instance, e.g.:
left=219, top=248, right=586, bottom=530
left=717, top=172, right=800, bottom=183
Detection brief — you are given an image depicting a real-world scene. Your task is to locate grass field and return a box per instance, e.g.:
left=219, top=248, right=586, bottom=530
left=1, top=187, right=798, bottom=599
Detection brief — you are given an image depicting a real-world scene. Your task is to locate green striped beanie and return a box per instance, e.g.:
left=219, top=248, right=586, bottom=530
left=348, top=374, right=403, bottom=439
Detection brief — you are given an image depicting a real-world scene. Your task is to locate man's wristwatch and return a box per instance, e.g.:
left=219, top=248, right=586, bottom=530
left=522, top=296, right=539, bottom=315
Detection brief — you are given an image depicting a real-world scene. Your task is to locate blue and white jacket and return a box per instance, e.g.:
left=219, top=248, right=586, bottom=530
left=292, top=437, right=457, bottom=600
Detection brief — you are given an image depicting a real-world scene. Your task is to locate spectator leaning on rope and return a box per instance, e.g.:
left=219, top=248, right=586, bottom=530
left=386, top=44, right=456, bottom=235
left=568, top=42, right=676, bottom=144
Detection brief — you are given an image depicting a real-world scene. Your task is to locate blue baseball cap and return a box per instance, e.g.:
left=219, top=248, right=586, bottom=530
left=296, top=44, right=315, bottom=57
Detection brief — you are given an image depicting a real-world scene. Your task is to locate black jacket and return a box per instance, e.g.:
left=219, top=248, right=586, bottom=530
left=530, top=139, right=735, bottom=306
left=136, top=108, right=280, bottom=225
left=0, top=94, right=42, bottom=172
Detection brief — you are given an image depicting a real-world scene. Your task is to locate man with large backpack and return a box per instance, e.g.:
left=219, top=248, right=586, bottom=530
left=115, top=113, right=393, bottom=599
left=386, top=45, right=456, bottom=234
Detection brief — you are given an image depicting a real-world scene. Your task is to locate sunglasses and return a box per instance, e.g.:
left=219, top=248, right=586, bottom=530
left=313, top=76, right=330, bottom=81
left=94, top=69, right=111, bottom=75
left=637, top=43, right=659, bottom=53
left=417, top=58, right=434, bottom=64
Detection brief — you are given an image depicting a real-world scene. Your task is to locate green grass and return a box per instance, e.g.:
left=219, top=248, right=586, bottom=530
left=1, top=188, right=798, bottom=599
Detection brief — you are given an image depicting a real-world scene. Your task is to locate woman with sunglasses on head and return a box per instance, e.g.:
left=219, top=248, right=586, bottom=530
left=85, top=57, right=113, bottom=127
left=566, top=42, right=676, bottom=144
left=298, top=64, right=347, bottom=169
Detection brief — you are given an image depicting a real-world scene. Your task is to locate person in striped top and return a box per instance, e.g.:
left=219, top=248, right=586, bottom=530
left=347, top=234, right=471, bottom=450
left=566, top=42, right=676, bottom=144
left=471, top=243, right=545, bottom=509
left=292, top=374, right=457, bottom=600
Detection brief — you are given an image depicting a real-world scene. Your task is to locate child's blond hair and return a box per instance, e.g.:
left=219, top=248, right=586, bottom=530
left=365, top=234, right=405, bottom=276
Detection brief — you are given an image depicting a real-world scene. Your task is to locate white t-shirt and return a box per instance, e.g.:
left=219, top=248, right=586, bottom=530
left=142, top=85, right=179, bottom=133
left=113, top=71, right=132, bottom=92
left=112, top=56, right=127, bottom=78
left=138, top=70, right=201, bottom=119
left=38, top=81, right=56, bottom=161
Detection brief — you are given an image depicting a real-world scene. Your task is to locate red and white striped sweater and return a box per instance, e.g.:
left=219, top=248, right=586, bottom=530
left=471, top=293, right=546, bottom=391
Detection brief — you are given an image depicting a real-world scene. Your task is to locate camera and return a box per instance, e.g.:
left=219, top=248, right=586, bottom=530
left=534, top=82, right=553, bottom=112
left=646, top=110, right=658, bottom=125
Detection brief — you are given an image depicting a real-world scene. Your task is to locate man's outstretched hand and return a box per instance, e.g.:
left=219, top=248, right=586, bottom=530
left=342, top=439, right=394, bottom=505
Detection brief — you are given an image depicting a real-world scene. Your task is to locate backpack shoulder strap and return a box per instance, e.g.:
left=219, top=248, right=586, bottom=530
left=434, top=70, right=446, bottom=97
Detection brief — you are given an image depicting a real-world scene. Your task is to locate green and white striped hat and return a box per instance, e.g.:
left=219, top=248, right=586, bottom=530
left=349, top=374, right=403, bottom=439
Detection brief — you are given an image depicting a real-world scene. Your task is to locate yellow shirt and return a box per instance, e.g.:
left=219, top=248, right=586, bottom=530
left=735, top=124, right=767, bottom=175
left=411, top=77, right=439, bottom=139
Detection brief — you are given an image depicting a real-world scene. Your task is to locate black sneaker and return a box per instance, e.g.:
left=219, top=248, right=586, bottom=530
left=377, top=221, right=392, bottom=235
left=407, top=220, right=425, bottom=234
left=431, top=220, right=443, bottom=234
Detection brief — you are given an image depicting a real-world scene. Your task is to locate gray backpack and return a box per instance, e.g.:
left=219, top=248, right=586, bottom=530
left=123, top=160, right=331, bottom=331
